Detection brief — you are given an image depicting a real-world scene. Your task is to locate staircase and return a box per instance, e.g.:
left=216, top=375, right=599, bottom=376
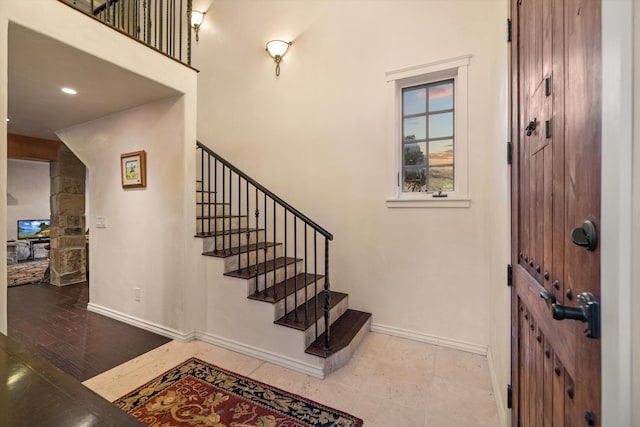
left=195, top=141, right=371, bottom=376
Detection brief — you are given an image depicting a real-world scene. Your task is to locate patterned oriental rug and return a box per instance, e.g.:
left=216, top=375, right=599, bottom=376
left=7, top=259, right=49, bottom=287
left=114, top=358, right=363, bottom=427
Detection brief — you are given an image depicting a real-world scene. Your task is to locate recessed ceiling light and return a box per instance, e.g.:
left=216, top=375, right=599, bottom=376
left=61, top=87, right=77, bottom=95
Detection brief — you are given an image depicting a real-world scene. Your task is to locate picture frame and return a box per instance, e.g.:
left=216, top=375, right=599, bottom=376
left=120, top=150, right=147, bottom=189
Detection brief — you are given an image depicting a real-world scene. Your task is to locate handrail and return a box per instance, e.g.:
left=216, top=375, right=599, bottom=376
left=196, top=141, right=333, bottom=241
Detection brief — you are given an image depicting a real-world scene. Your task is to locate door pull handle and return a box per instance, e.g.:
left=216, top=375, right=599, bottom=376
left=540, top=291, right=600, bottom=339
left=571, top=220, right=598, bottom=251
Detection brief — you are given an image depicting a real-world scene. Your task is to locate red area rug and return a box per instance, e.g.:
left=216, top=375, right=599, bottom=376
left=114, top=357, right=363, bottom=427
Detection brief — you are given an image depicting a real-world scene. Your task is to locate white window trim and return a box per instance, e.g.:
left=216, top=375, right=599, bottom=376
left=385, top=55, right=471, bottom=209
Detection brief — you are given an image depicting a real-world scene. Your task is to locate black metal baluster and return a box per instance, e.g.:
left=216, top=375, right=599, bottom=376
left=238, top=174, right=242, bottom=272
left=199, top=147, right=204, bottom=235
left=246, top=181, right=249, bottom=278
left=186, top=0, right=192, bottom=65
left=254, top=187, right=259, bottom=285
left=228, top=167, right=232, bottom=253
left=293, top=219, right=298, bottom=322
left=304, top=224, right=308, bottom=323
left=179, top=0, right=183, bottom=61
left=241, top=177, right=245, bottom=276
left=221, top=164, right=226, bottom=254
left=314, top=231, right=318, bottom=342
left=263, top=193, right=267, bottom=297
left=324, top=237, right=331, bottom=351
left=283, top=209, right=288, bottom=317
left=207, top=153, right=211, bottom=235
left=159, top=0, right=163, bottom=51
left=273, top=199, right=277, bottom=299
left=213, top=158, right=218, bottom=254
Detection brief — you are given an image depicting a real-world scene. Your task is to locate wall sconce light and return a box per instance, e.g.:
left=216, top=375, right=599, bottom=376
left=265, top=40, right=292, bottom=76
left=191, top=10, right=205, bottom=42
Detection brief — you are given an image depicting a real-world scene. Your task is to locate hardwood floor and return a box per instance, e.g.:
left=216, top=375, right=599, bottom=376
left=7, top=281, right=171, bottom=382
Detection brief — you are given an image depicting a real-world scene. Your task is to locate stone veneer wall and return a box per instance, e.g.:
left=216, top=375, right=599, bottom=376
left=50, top=145, right=86, bottom=286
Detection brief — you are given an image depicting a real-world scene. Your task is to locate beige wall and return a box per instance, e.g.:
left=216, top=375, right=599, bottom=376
left=632, top=0, right=640, bottom=424
left=0, top=0, right=198, bottom=335
left=193, top=0, right=510, bottom=418
left=57, top=96, right=194, bottom=332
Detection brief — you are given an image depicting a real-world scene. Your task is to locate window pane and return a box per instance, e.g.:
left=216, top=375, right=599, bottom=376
left=428, top=82, right=454, bottom=111
left=404, top=168, right=426, bottom=192
left=404, top=142, right=427, bottom=166
left=429, top=166, right=454, bottom=192
left=428, top=112, right=453, bottom=139
left=404, top=116, right=426, bottom=141
left=429, top=139, right=454, bottom=166
left=403, top=87, right=427, bottom=115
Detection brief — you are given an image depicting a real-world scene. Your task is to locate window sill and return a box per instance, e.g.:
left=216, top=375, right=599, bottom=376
left=385, top=196, right=471, bottom=209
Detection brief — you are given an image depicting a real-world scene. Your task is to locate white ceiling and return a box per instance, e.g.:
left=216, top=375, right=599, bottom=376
left=7, top=23, right=181, bottom=141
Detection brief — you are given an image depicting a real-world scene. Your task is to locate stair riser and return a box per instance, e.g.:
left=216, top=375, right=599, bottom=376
left=323, top=317, right=371, bottom=376
left=196, top=217, right=248, bottom=234
left=248, top=261, right=303, bottom=290
left=202, top=230, right=265, bottom=252
left=197, top=192, right=223, bottom=204
left=273, top=277, right=325, bottom=320
left=196, top=204, right=230, bottom=217
left=224, top=245, right=284, bottom=272
left=303, top=296, right=349, bottom=348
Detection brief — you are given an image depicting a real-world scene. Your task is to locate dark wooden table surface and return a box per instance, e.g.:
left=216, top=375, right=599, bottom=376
left=0, top=332, right=144, bottom=427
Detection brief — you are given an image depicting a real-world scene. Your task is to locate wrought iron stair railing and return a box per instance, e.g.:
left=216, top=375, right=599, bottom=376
left=59, top=0, right=196, bottom=65
left=196, top=141, right=334, bottom=351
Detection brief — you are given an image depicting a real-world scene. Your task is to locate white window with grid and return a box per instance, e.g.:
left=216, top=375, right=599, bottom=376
left=386, top=55, right=470, bottom=208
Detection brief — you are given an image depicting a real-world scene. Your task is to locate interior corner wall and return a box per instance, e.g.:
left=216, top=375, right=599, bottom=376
left=193, top=0, right=509, bottom=349
left=0, top=0, right=8, bottom=335
left=6, top=159, right=51, bottom=241
left=56, top=96, right=191, bottom=332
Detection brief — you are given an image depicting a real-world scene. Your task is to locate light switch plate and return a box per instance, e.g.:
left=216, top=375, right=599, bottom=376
left=96, top=216, right=107, bottom=228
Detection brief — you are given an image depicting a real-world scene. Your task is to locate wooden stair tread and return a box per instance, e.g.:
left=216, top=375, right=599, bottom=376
left=195, top=227, right=263, bottom=238
left=247, top=273, right=324, bottom=303
left=305, top=309, right=371, bottom=358
left=224, top=256, right=300, bottom=279
left=203, top=242, right=280, bottom=258
left=274, top=291, right=347, bottom=331
left=196, top=202, right=230, bottom=205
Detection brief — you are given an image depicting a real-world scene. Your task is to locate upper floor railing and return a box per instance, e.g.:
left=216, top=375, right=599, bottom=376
left=59, top=0, right=196, bottom=66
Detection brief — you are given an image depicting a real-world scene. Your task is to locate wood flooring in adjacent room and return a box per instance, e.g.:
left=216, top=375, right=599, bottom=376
left=7, top=281, right=172, bottom=382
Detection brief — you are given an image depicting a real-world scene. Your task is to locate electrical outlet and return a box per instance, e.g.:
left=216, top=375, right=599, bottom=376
left=134, top=287, right=141, bottom=302
left=96, top=216, right=107, bottom=228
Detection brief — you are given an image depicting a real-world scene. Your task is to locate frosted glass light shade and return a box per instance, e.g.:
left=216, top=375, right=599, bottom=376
left=266, top=40, right=291, bottom=59
left=191, top=10, right=205, bottom=27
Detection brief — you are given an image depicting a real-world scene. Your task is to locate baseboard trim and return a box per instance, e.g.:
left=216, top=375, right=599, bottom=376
left=86, top=303, right=195, bottom=342
left=487, top=347, right=510, bottom=427
left=196, top=331, right=325, bottom=379
left=370, top=323, right=488, bottom=356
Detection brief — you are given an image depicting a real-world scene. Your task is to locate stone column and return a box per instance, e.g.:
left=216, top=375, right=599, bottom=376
left=50, top=145, right=86, bottom=286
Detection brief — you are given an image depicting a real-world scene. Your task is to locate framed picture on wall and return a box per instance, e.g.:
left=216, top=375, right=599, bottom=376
left=120, top=150, right=147, bottom=189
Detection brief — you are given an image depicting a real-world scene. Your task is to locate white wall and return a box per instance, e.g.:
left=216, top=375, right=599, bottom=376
left=0, top=0, right=198, bottom=336
left=193, top=0, right=509, bottom=402
left=0, top=0, right=7, bottom=334
left=6, top=159, right=50, bottom=241
left=57, top=96, right=194, bottom=332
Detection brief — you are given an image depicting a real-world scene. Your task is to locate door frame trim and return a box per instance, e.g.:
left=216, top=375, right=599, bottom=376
left=601, top=0, right=635, bottom=426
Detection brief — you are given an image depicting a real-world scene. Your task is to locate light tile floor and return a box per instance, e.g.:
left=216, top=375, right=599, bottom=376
left=83, top=332, right=500, bottom=427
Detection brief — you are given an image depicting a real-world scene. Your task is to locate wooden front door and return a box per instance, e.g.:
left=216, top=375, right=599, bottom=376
left=510, top=0, right=601, bottom=426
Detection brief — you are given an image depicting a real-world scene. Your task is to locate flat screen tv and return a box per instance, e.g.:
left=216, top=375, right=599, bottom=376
left=17, top=219, right=51, bottom=240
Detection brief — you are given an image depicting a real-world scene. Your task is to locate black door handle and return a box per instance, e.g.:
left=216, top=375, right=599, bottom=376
left=525, top=119, right=537, bottom=136
left=571, top=220, right=598, bottom=251
left=541, top=292, right=600, bottom=339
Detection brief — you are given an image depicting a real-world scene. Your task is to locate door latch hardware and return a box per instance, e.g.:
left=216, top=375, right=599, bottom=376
left=541, top=291, right=600, bottom=339
left=571, top=220, right=598, bottom=251
left=525, top=119, right=537, bottom=136
left=545, top=119, right=552, bottom=138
